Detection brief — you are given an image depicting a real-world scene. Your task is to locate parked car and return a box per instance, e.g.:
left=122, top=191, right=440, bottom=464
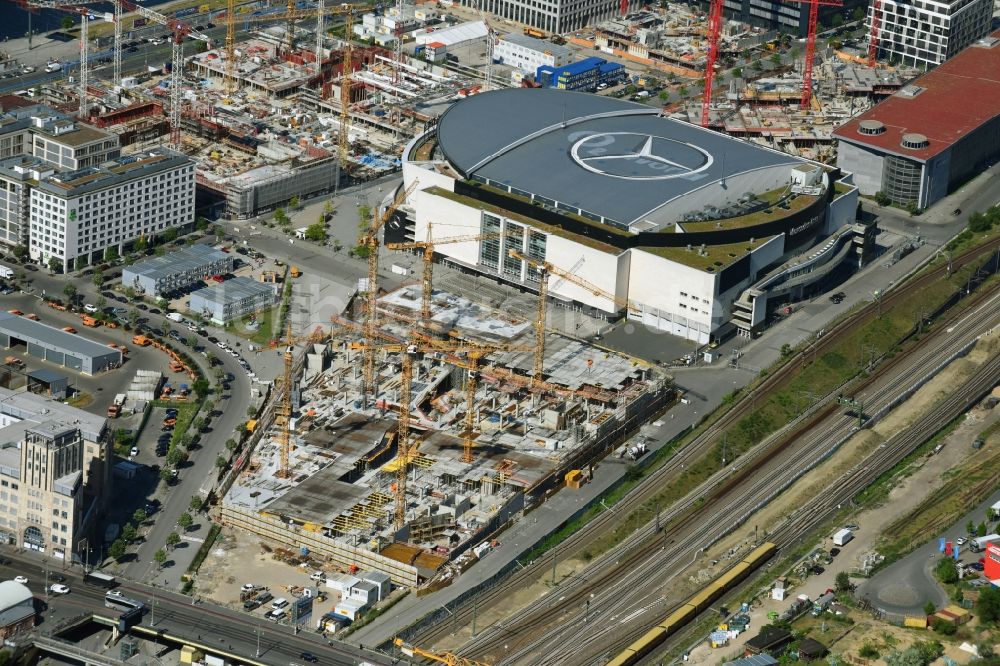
left=83, top=304, right=98, bottom=313
left=299, top=653, right=318, bottom=663
left=829, top=292, right=846, bottom=304
left=14, top=576, right=27, bottom=584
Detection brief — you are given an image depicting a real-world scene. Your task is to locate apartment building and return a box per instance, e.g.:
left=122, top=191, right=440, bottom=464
left=29, top=148, right=195, bottom=272
left=867, top=0, right=992, bottom=67
left=0, top=388, right=110, bottom=563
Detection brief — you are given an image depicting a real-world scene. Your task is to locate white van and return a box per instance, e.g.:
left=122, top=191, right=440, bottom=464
left=265, top=607, right=287, bottom=621
left=270, top=597, right=289, bottom=610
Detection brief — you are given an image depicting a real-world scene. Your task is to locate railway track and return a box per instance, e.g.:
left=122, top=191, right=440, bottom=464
left=454, top=271, right=1000, bottom=663
left=408, top=237, right=1000, bottom=654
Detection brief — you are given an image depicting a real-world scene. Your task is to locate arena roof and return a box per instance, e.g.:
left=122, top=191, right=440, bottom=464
left=435, top=89, right=803, bottom=230
left=833, top=32, right=1000, bottom=162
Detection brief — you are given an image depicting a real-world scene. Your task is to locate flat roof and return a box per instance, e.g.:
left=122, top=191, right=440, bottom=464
left=498, top=32, right=573, bottom=60
left=124, top=244, right=231, bottom=283
left=190, top=276, right=277, bottom=305
left=0, top=311, right=122, bottom=363
left=0, top=386, right=106, bottom=443
left=435, top=89, right=803, bottom=229
left=833, top=32, right=1000, bottom=162
left=37, top=148, right=190, bottom=197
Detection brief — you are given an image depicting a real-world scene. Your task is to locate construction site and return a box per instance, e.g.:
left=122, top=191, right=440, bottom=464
left=217, top=193, right=672, bottom=585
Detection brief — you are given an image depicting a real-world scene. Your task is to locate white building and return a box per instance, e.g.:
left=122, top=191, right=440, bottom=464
left=494, top=33, right=573, bottom=74
left=867, top=0, right=992, bottom=68
left=0, top=387, right=111, bottom=563
left=463, top=0, right=620, bottom=34
left=29, top=148, right=195, bottom=272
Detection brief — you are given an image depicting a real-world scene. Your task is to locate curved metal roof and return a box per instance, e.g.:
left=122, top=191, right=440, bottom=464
left=435, top=88, right=802, bottom=229
left=0, top=580, right=33, bottom=611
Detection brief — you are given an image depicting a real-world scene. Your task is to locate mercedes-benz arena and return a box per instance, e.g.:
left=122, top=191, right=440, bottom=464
left=399, top=88, right=858, bottom=343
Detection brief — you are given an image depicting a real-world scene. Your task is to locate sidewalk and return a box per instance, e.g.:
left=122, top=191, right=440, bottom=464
left=3, top=32, right=81, bottom=68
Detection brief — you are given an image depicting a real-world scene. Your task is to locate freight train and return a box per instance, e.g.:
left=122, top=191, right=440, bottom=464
left=605, top=542, right=778, bottom=666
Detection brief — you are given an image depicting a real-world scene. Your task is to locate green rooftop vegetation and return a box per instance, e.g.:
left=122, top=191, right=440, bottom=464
left=637, top=236, right=775, bottom=272
left=680, top=190, right=817, bottom=233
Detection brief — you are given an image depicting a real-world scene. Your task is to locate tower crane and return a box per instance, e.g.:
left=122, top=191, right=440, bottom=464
left=339, top=8, right=354, bottom=172
left=788, top=0, right=842, bottom=108
left=385, top=222, right=500, bottom=321
left=469, top=0, right=497, bottom=91
left=254, top=322, right=329, bottom=478
left=393, top=638, right=491, bottom=666
left=867, top=0, right=882, bottom=67
left=700, top=0, right=724, bottom=127
left=509, top=250, right=635, bottom=385
left=360, top=180, right=419, bottom=403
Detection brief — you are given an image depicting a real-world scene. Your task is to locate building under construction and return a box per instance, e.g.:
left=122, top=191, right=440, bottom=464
left=218, top=287, right=671, bottom=586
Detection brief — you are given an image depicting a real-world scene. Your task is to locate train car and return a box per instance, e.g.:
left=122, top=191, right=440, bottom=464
left=605, top=543, right=778, bottom=666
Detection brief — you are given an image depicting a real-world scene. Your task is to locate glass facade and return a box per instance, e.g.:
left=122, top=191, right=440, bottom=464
left=882, top=155, right=923, bottom=205
left=479, top=213, right=502, bottom=270
left=502, top=222, right=525, bottom=278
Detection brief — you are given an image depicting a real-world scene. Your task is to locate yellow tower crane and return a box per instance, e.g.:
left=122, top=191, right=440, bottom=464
left=254, top=322, right=328, bottom=478
left=385, top=222, right=500, bottom=322
left=508, top=250, right=637, bottom=385
left=339, top=8, right=354, bottom=172
left=360, top=180, right=418, bottom=403
left=393, top=638, right=491, bottom=666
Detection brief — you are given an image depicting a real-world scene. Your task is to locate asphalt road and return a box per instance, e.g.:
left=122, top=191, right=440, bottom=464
left=0, top=553, right=394, bottom=666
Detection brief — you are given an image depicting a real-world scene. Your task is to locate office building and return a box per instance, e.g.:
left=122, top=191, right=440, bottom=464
left=463, top=0, right=620, bottom=35
left=188, top=277, right=279, bottom=325
left=536, top=56, right=626, bottom=90
left=494, top=33, right=573, bottom=74
left=29, top=148, right=195, bottom=272
left=835, top=32, right=1000, bottom=208
left=0, top=387, right=111, bottom=563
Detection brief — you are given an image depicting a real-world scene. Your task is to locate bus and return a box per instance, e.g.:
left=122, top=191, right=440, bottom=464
left=84, top=572, right=117, bottom=589
left=105, top=591, right=145, bottom=613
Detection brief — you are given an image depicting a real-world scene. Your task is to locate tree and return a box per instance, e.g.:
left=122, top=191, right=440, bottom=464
left=852, top=6, right=864, bottom=21
left=196, top=216, right=208, bottom=231
left=835, top=571, right=851, bottom=592
left=192, top=378, right=210, bottom=400
left=13, top=245, right=28, bottom=260
left=154, top=548, right=167, bottom=568
left=274, top=208, right=290, bottom=226
left=206, top=351, right=218, bottom=367
left=48, top=257, right=62, bottom=273
left=769, top=52, right=781, bottom=66
left=977, top=585, right=1000, bottom=623
left=226, top=438, right=238, bottom=451
left=934, top=557, right=958, bottom=584
left=658, top=91, right=669, bottom=101
left=858, top=643, right=880, bottom=659
left=134, top=235, right=148, bottom=252
left=752, top=59, right=763, bottom=71
left=211, top=225, right=224, bottom=238
left=121, top=524, right=137, bottom=543
left=190, top=496, right=204, bottom=512
left=61, top=15, right=74, bottom=30
left=677, top=85, right=688, bottom=97
left=831, top=12, right=844, bottom=27
left=178, top=513, right=193, bottom=530
left=923, top=600, right=936, bottom=615
left=304, top=222, right=328, bottom=242
left=75, top=256, right=87, bottom=271
left=159, top=467, right=174, bottom=483
left=108, top=538, right=127, bottom=561
left=289, top=195, right=300, bottom=210
left=132, top=508, right=147, bottom=524
left=105, top=246, right=119, bottom=262
left=166, top=532, right=181, bottom=549
left=978, top=521, right=988, bottom=536
left=92, top=270, right=104, bottom=287
left=192, top=417, right=205, bottom=433
left=167, top=447, right=187, bottom=466
left=161, top=227, right=179, bottom=243
left=62, top=283, right=78, bottom=303
left=732, top=67, right=743, bottom=79
left=931, top=617, right=956, bottom=635
left=187, top=335, right=198, bottom=348
left=215, top=456, right=228, bottom=468
left=780, top=343, right=793, bottom=358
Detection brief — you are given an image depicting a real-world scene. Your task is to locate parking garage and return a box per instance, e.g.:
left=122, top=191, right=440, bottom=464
left=0, top=312, right=122, bottom=375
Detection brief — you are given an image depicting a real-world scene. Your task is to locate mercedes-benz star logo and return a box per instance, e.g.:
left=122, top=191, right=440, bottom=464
left=570, top=132, right=713, bottom=181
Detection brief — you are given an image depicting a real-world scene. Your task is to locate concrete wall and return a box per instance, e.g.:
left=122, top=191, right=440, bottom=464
left=836, top=141, right=885, bottom=196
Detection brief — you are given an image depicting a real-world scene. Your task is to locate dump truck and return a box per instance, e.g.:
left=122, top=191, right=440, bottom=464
left=132, top=335, right=152, bottom=346
left=81, top=315, right=100, bottom=327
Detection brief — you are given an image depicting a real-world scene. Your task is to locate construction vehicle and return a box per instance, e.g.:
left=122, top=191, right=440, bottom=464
left=25, top=313, right=39, bottom=321
left=132, top=335, right=152, bottom=347
left=290, top=266, right=302, bottom=278
left=47, top=300, right=66, bottom=311
left=81, top=315, right=100, bottom=327
left=4, top=356, right=24, bottom=368
left=106, top=404, right=121, bottom=419
left=392, top=638, right=490, bottom=666
left=62, top=326, right=77, bottom=334
left=168, top=360, right=185, bottom=373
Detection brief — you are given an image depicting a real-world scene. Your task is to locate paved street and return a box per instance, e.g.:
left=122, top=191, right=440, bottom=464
left=0, top=552, right=393, bottom=666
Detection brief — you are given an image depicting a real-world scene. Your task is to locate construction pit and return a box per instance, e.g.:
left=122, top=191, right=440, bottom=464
left=219, top=284, right=672, bottom=590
